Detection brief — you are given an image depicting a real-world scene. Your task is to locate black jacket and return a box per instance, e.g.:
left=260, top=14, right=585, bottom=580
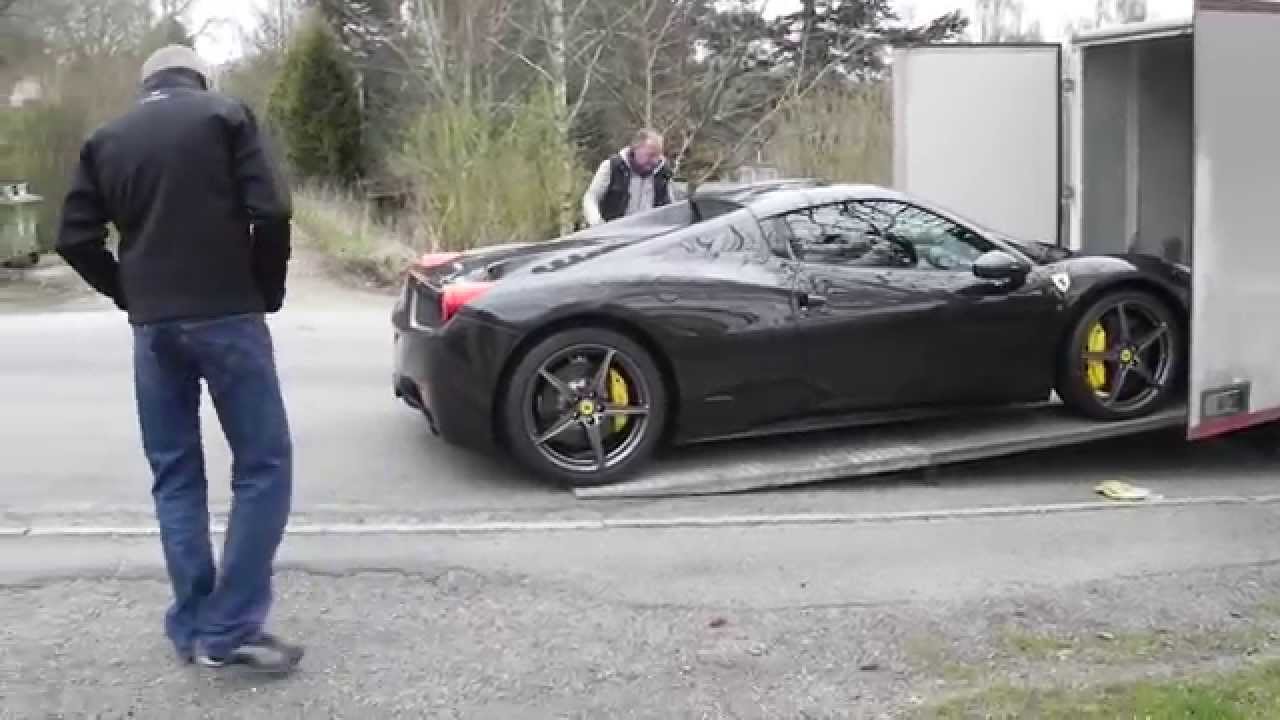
left=56, top=69, right=292, bottom=325
left=599, top=154, right=672, bottom=223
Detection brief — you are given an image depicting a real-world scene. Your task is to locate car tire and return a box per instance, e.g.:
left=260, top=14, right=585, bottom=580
left=1057, top=290, right=1183, bottom=421
left=501, top=327, right=668, bottom=487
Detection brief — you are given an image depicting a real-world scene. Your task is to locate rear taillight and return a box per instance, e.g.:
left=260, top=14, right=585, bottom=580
left=440, top=281, right=493, bottom=323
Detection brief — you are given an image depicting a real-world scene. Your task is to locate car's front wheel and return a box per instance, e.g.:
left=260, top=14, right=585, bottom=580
left=1057, top=290, right=1182, bottom=421
left=501, top=327, right=667, bottom=487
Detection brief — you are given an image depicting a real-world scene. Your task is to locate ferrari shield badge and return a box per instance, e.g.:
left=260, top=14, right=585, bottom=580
left=1051, top=272, right=1071, bottom=295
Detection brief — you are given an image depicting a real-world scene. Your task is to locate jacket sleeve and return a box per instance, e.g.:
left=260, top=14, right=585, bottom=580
left=582, top=159, right=611, bottom=227
left=228, top=102, right=292, bottom=312
left=55, top=140, right=125, bottom=310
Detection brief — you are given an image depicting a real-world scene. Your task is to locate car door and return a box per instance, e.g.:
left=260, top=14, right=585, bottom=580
left=856, top=199, right=1061, bottom=406
left=780, top=201, right=948, bottom=414
left=648, top=212, right=808, bottom=440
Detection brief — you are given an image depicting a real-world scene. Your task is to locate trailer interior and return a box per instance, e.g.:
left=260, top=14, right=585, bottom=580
left=1072, top=20, right=1194, bottom=265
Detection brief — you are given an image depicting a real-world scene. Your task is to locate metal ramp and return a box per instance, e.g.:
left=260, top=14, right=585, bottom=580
left=575, top=404, right=1188, bottom=499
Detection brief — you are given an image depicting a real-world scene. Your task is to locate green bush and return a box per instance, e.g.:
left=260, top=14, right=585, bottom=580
left=398, top=87, right=583, bottom=251
left=267, top=12, right=363, bottom=183
left=0, top=104, right=93, bottom=252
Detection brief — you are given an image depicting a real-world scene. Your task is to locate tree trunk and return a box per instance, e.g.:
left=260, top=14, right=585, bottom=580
left=546, top=0, right=575, bottom=236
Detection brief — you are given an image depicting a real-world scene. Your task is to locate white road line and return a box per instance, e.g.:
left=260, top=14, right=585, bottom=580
left=5, top=494, right=1280, bottom=538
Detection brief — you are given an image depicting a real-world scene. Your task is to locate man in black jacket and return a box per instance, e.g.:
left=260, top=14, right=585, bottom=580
left=56, top=45, right=302, bottom=674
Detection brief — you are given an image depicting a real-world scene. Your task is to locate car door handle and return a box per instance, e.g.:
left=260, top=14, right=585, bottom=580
left=797, top=292, right=828, bottom=309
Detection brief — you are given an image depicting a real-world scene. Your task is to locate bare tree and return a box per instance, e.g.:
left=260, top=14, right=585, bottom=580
left=36, top=0, right=154, bottom=60
left=1070, top=0, right=1147, bottom=35
left=580, top=1, right=777, bottom=176
left=1096, top=0, right=1147, bottom=24
left=975, top=0, right=1043, bottom=42
left=240, top=3, right=296, bottom=57
left=406, top=0, right=616, bottom=230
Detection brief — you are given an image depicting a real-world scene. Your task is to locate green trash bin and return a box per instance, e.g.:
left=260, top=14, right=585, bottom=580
left=1, top=182, right=43, bottom=268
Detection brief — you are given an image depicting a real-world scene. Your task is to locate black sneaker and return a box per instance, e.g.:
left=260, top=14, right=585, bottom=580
left=196, top=633, right=304, bottom=674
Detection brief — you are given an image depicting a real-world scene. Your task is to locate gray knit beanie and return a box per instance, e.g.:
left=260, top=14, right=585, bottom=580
left=140, top=44, right=210, bottom=84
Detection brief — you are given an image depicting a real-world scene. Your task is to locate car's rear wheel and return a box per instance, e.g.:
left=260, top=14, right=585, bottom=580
left=501, top=328, right=667, bottom=487
left=1057, top=290, right=1182, bottom=421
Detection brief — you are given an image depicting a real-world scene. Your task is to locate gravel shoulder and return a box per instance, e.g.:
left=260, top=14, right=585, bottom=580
left=7, top=504, right=1280, bottom=719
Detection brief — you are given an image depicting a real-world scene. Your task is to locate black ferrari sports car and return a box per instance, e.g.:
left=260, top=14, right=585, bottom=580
left=392, top=180, right=1189, bottom=486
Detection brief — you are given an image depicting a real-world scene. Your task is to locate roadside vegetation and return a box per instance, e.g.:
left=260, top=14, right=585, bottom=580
left=910, top=591, right=1280, bottom=719
left=291, top=186, right=413, bottom=288
left=0, top=0, right=1151, bottom=277
left=924, top=660, right=1280, bottom=719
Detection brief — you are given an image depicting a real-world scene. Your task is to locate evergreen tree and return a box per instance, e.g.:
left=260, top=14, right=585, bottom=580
left=267, top=11, right=363, bottom=183
left=304, top=0, right=412, bottom=177
left=767, top=0, right=968, bottom=80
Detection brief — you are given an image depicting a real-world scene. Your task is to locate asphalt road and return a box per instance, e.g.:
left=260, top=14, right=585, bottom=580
left=8, top=501, right=1280, bottom=718
left=3, top=262, right=1280, bottom=529
left=6, top=261, right=1280, bottom=717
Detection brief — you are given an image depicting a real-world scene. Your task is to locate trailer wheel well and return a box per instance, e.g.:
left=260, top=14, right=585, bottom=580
left=491, top=313, right=682, bottom=448
left=1056, top=278, right=1190, bottom=385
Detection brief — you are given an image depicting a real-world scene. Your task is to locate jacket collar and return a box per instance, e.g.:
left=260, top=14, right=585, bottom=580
left=140, top=67, right=208, bottom=95
left=620, top=147, right=667, bottom=177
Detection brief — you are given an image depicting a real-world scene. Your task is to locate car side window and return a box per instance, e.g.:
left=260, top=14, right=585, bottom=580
left=858, top=201, right=994, bottom=271
left=779, top=203, right=906, bottom=268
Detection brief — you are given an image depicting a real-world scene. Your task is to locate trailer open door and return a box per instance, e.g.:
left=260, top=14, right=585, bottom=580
left=892, top=44, right=1063, bottom=245
left=1188, top=0, right=1280, bottom=439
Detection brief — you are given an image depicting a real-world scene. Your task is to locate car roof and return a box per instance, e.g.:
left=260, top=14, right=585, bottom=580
left=695, top=181, right=912, bottom=218
left=558, top=180, right=924, bottom=245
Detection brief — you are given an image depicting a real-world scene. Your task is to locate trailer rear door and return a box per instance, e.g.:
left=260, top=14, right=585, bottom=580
left=1189, top=0, right=1280, bottom=439
left=892, top=44, right=1062, bottom=245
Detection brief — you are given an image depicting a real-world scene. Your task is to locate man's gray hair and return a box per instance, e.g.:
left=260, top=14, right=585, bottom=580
left=632, top=128, right=664, bottom=149
left=141, top=44, right=210, bottom=84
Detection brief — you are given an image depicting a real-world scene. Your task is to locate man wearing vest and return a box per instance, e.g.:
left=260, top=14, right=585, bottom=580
left=582, top=128, right=674, bottom=226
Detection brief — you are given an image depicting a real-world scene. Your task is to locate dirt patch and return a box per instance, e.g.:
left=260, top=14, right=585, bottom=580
left=0, top=256, right=103, bottom=313
left=0, top=249, right=393, bottom=316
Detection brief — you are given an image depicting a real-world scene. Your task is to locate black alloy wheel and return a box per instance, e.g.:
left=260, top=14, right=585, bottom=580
left=502, top=328, right=667, bottom=486
left=1058, top=290, right=1182, bottom=421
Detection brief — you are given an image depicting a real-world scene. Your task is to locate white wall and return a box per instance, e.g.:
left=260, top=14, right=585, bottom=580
left=1077, top=35, right=1192, bottom=263
left=1080, top=43, right=1132, bottom=255
left=893, top=45, right=1061, bottom=244
left=1136, top=37, right=1193, bottom=264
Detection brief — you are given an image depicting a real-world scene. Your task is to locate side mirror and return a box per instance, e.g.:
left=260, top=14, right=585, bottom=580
left=973, top=250, right=1030, bottom=281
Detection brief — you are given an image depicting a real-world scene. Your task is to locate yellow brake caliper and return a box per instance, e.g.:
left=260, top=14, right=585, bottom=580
left=608, top=368, right=630, bottom=433
left=1086, top=322, right=1108, bottom=391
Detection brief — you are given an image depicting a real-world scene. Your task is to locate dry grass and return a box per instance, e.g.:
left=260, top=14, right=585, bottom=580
left=291, top=185, right=417, bottom=288
left=763, top=83, right=893, bottom=185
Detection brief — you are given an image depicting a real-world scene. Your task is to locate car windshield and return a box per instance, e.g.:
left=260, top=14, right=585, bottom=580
left=907, top=199, right=1071, bottom=265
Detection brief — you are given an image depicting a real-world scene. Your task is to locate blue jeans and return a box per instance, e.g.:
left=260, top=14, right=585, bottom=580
left=132, top=313, right=292, bottom=659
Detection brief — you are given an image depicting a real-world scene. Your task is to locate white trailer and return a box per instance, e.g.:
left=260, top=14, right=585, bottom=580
left=892, top=0, right=1280, bottom=444
left=575, top=0, right=1280, bottom=500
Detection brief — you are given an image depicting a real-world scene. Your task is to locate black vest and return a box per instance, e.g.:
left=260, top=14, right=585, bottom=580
left=599, top=154, right=673, bottom=222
